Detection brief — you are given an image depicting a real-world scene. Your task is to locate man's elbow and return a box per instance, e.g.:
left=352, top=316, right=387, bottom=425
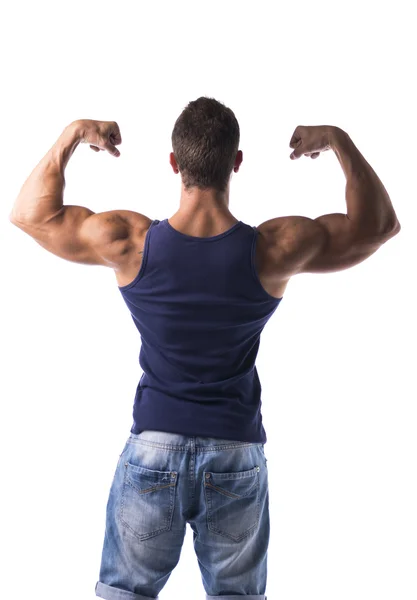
left=384, top=218, right=401, bottom=239
left=392, top=219, right=401, bottom=234
left=9, top=213, right=23, bottom=227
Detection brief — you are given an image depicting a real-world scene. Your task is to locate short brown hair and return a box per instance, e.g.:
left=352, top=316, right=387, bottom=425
left=171, top=96, right=240, bottom=192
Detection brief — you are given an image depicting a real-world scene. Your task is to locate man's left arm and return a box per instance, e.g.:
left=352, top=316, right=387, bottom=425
left=9, top=120, right=149, bottom=267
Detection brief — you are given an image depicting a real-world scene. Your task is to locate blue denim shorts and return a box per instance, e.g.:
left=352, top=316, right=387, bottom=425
left=95, top=430, right=269, bottom=600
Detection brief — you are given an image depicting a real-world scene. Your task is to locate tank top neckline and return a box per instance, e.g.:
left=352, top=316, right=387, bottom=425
left=161, top=218, right=243, bottom=242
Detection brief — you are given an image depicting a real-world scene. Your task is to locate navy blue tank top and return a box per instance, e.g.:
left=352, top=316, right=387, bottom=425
left=118, top=218, right=282, bottom=443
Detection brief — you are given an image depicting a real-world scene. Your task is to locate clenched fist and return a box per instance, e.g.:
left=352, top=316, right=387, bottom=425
left=75, top=119, right=122, bottom=157
left=289, top=125, right=339, bottom=160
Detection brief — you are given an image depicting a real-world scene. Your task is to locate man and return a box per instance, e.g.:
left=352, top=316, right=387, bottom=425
left=10, top=97, right=400, bottom=600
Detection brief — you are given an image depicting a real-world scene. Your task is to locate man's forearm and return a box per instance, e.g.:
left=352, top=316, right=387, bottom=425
left=10, top=121, right=82, bottom=225
left=330, top=128, right=400, bottom=236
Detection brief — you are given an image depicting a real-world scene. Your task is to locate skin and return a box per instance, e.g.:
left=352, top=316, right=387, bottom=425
left=9, top=120, right=400, bottom=299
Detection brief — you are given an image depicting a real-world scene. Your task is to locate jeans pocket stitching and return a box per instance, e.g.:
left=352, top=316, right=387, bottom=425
left=120, top=463, right=177, bottom=540
left=204, top=469, right=260, bottom=542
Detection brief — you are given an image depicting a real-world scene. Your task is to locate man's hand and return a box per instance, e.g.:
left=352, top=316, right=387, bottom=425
left=75, top=119, right=122, bottom=157
left=289, top=125, right=340, bottom=160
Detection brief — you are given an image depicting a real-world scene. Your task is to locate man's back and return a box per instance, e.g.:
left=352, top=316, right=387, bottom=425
left=117, top=217, right=282, bottom=443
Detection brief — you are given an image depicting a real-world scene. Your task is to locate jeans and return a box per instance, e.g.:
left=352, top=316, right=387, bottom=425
left=95, top=430, right=269, bottom=600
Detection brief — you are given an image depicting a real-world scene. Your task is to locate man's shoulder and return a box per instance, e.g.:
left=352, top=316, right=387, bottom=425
left=100, top=210, right=153, bottom=239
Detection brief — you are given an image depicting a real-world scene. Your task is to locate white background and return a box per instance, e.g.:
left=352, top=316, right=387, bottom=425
left=1, top=1, right=415, bottom=599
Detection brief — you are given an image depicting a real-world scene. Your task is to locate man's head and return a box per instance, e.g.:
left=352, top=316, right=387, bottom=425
left=170, top=97, right=243, bottom=193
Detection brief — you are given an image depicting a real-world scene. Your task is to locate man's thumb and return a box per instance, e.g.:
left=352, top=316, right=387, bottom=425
left=105, top=142, right=121, bottom=157
left=289, top=138, right=303, bottom=160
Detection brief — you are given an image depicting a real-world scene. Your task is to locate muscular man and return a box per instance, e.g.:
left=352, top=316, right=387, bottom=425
left=10, top=97, right=400, bottom=600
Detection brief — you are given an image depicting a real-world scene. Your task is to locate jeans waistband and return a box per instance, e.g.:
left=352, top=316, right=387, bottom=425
left=128, top=430, right=264, bottom=451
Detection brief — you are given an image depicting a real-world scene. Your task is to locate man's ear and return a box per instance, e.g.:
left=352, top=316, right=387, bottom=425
left=169, top=152, right=179, bottom=174
left=234, top=150, right=243, bottom=173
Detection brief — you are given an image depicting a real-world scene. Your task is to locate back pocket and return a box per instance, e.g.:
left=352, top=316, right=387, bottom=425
left=204, top=465, right=260, bottom=542
left=120, top=461, right=178, bottom=540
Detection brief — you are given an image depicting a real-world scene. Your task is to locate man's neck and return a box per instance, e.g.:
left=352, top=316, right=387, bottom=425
left=175, top=183, right=232, bottom=218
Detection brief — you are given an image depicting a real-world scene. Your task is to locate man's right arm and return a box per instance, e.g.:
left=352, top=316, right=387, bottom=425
left=258, top=126, right=401, bottom=278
